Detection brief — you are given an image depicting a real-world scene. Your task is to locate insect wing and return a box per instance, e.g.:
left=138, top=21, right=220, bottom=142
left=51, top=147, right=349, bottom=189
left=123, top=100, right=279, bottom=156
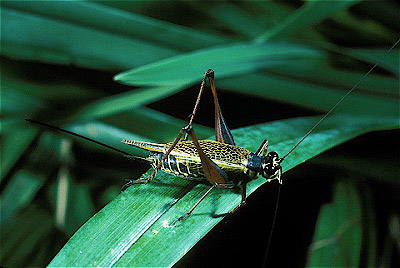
left=188, top=129, right=229, bottom=184
left=215, top=110, right=236, bottom=146
left=208, top=70, right=236, bottom=146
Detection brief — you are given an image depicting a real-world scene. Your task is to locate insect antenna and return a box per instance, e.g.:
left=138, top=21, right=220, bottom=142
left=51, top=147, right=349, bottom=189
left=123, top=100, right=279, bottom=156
left=25, top=119, right=148, bottom=162
left=263, top=39, right=399, bottom=267
left=279, top=38, right=400, bottom=163
left=262, top=182, right=282, bottom=266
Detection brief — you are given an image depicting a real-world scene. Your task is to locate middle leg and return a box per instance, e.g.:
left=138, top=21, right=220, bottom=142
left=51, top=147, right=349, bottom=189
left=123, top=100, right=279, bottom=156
left=176, top=181, right=235, bottom=222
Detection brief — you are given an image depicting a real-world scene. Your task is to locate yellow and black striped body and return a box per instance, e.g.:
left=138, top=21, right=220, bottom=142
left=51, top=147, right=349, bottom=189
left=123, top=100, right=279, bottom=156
left=122, top=139, right=251, bottom=182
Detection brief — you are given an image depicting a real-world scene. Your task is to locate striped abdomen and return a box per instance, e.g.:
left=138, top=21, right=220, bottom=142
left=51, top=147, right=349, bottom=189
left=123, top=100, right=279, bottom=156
left=122, top=139, right=250, bottom=180
left=149, top=153, right=206, bottom=179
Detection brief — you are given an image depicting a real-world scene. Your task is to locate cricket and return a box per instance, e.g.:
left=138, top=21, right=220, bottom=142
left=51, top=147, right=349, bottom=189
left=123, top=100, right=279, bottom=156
left=26, top=39, right=399, bottom=222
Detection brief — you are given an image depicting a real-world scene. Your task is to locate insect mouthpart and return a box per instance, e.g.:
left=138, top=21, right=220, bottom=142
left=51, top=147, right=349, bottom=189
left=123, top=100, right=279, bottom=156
left=245, top=152, right=282, bottom=183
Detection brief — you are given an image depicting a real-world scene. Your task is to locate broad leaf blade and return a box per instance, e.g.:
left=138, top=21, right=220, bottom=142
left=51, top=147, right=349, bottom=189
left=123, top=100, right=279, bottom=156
left=63, top=121, right=152, bottom=158
left=114, top=42, right=322, bottom=86
left=218, top=72, right=399, bottom=116
left=102, top=107, right=214, bottom=142
left=2, top=1, right=228, bottom=52
left=72, top=83, right=189, bottom=121
left=269, top=58, right=398, bottom=98
left=49, top=171, right=194, bottom=267
left=48, top=114, right=399, bottom=267
left=0, top=5, right=177, bottom=70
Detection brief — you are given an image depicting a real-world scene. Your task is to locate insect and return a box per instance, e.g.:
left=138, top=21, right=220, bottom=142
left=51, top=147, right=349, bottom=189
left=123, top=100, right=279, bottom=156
left=27, top=39, right=399, bottom=222
left=119, top=69, right=282, bottom=220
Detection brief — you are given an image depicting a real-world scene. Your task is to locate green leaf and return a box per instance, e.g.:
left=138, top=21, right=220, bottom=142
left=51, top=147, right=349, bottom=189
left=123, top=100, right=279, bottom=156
left=0, top=80, right=46, bottom=114
left=63, top=121, right=152, bottom=158
left=348, top=49, right=400, bottom=75
left=255, top=0, right=360, bottom=42
left=102, top=107, right=214, bottom=142
left=0, top=204, right=54, bottom=267
left=72, top=83, right=189, bottom=121
left=312, top=41, right=400, bottom=77
left=1, top=68, right=103, bottom=103
left=218, top=72, right=399, bottom=116
left=49, top=114, right=399, bottom=267
left=213, top=5, right=266, bottom=39
left=80, top=42, right=321, bottom=121
left=44, top=137, right=96, bottom=236
left=2, top=2, right=398, bottom=267
left=0, top=171, right=43, bottom=225
left=269, top=58, right=398, bottom=98
left=0, top=130, right=66, bottom=222
left=0, top=4, right=177, bottom=70
left=54, top=165, right=96, bottom=236
left=2, top=1, right=229, bottom=53
left=0, top=123, right=37, bottom=181
left=251, top=0, right=292, bottom=21
left=330, top=8, right=397, bottom=44
left=307, top=181, right=363, bottom=267
left=114, top=42, right=322, bottom=86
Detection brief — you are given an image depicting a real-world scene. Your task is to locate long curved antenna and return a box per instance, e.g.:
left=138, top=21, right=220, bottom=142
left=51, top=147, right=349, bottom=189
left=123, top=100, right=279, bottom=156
left=25, top=119, right=146, bottom=161
left=262, top=183, right=282, bottom=267
left=280, top=38, right=400, bottom=162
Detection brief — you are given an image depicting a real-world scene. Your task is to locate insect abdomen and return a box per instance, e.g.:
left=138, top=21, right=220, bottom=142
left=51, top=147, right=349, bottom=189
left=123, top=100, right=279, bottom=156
left=150, top=153, right=205, bottom=179
left=124, top=139, right=249, bottom=180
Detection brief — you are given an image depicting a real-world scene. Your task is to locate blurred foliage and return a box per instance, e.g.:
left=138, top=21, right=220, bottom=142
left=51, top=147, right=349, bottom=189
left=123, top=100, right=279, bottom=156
left=0, top=1, right=399, bottom=267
